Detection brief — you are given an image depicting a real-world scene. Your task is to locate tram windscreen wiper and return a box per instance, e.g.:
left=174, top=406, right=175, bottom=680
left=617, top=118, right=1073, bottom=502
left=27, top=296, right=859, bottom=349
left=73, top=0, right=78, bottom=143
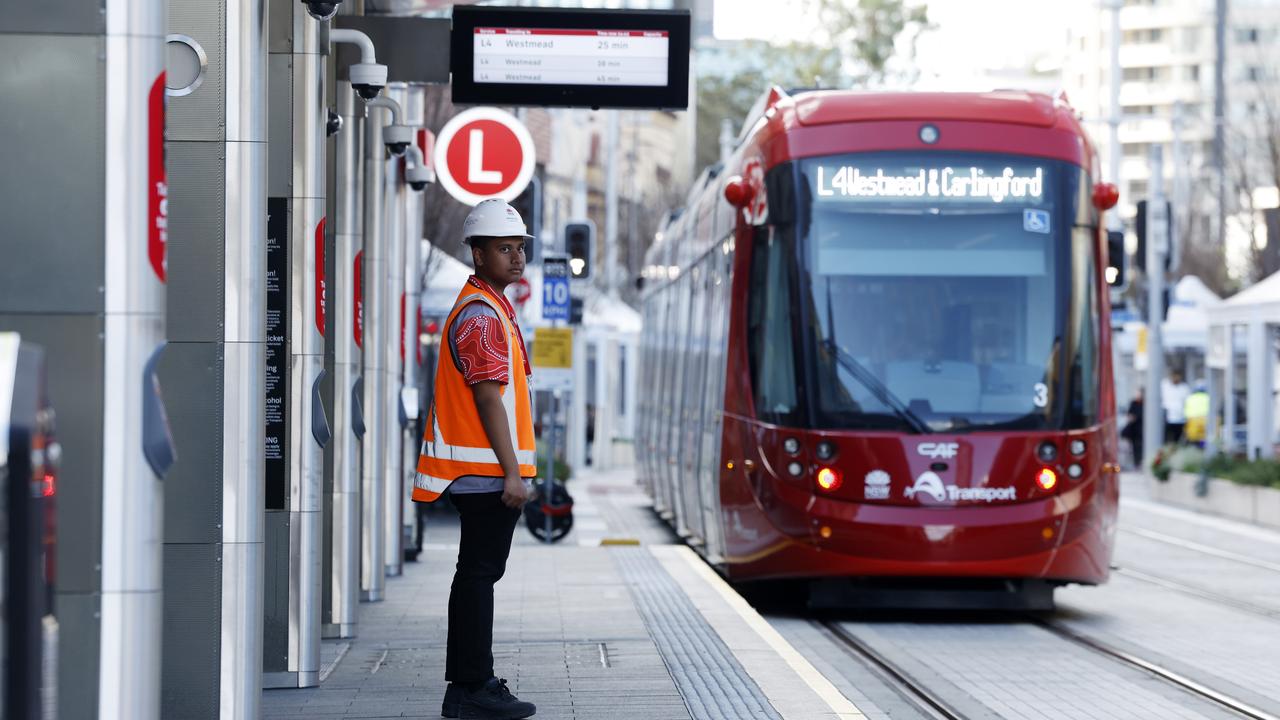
left=822, top=284, right=930, bottom=435
left=820, top=339, right=932, bottom=435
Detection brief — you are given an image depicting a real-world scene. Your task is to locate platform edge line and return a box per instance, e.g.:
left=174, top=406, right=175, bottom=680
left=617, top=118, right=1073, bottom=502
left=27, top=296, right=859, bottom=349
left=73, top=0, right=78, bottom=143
left=655, top=545, right=867, bottom=720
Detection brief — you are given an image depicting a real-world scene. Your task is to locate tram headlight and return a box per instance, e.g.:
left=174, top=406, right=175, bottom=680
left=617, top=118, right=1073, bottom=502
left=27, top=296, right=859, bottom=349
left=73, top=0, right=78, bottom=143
left=1036, top=467, right=1058, bottom=491
left=787, top=461, right=804, bottom=477
left=816, top=467, right=842, bottom=492
left=1067, top=464, right=1083, bottom=479
left=1069, top=439, right=1087, bottom=456
left=782, top=437, right=800, bottom=455
left=816, top=441, right=836, bottom=461
left=1036, top=441, right=1058, bottom=463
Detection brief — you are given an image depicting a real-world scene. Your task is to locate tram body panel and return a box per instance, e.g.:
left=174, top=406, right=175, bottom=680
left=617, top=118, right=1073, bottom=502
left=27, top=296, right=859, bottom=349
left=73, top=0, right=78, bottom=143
left=639, top=89, right=1119, bottom=592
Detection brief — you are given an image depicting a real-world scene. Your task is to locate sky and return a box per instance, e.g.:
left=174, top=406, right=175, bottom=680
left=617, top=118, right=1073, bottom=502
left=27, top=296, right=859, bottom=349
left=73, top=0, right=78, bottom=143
left=711, top=0, right=1076, bottom=85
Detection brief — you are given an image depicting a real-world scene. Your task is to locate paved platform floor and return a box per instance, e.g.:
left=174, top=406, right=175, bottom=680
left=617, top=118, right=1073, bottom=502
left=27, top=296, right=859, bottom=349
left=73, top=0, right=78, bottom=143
left=263, top=468, right=862, bottom=719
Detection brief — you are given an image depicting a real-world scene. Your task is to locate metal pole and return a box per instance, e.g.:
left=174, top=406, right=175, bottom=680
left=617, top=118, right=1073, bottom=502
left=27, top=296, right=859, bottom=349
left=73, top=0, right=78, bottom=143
left=325, top=80, right=363, bottom=637
left=604, top=110, right=619, bottom=294
left=400, top=88, right=427, bottom=561
left=1213, top=0, right=1227, bottom=252
left=1107, top=0, right=1122, bottom=229
left=381, top=85, right=407, bottom=578
left=361, top=103, right=387, bottom=602
left=544, top=390, right=558, bottom=543
left=1143, top=146, right=1167, bottom=469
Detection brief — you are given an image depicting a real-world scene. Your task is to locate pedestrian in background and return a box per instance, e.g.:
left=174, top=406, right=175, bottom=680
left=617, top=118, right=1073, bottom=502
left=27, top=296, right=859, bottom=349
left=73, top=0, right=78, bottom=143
left=1122, top=387, right=1144, bottom=468
left=411, top=199, right=538, bottom=720
left=1162, top=370, right=1190, bottom=445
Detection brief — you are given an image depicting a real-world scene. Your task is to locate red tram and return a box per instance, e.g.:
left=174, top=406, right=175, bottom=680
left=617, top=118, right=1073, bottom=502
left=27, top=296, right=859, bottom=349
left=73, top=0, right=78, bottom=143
left=636, top=89, right=1123, bottom=608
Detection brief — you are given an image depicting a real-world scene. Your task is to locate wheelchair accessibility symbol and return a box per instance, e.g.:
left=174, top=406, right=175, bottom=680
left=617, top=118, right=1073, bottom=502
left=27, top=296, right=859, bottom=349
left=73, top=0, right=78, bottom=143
left=1023, top=208, right=1050, bottom=234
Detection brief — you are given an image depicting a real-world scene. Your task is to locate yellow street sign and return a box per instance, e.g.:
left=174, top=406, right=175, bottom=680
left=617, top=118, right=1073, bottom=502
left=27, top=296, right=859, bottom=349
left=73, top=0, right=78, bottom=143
left=532, top=327, right=573, bottom=369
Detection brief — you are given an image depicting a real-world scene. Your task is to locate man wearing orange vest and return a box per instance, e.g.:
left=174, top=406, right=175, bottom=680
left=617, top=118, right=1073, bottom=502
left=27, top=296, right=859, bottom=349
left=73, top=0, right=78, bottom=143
left=415, top=198, right=538, bottom=720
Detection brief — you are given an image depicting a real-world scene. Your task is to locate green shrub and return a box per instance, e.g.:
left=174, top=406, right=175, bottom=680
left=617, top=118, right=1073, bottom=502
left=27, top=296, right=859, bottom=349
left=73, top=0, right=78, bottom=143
left=1174, top=452, right=1280, bottom=490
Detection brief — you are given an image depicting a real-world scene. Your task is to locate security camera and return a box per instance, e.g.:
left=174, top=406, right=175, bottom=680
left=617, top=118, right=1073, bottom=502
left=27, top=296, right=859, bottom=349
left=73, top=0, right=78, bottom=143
left=349, top=62, right=388, bottom=100
left=326, top=108, right=343, bottom=136
left=406, top=166, right=433, bottom=191
left=405, top=146, right=434, bottom=191
left=330, top=29, right=387, bottom=100
left=301, top=0, right=342, bottom=20
left=364, top=96, right=413, bottom=155
left=383, top=124, right=413, bottom=157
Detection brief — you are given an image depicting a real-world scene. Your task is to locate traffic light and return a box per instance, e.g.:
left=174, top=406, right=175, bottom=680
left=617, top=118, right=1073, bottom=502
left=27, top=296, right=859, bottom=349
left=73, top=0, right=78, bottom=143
left=564, top=221, right=593, bottom=279
left=1134, top=199, right=1172, bottom=273
left=509, top=182, right=540, bottom=264
left=1106, top=230, right=1127, bottom=290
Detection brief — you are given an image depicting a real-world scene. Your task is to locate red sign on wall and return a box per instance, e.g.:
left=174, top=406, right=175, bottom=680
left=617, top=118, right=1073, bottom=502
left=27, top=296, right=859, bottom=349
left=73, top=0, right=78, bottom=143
left=354, top=250, right=363, bottom=349
left=433, top=107, right=534, bottom=206
left=315, top=217, right=326, bottom=336
left=148, top=72, right=168, bottom=282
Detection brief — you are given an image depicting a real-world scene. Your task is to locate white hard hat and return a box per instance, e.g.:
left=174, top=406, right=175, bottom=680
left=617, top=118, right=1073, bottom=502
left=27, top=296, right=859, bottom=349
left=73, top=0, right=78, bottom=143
left=463, top=198, right=534, bottom=242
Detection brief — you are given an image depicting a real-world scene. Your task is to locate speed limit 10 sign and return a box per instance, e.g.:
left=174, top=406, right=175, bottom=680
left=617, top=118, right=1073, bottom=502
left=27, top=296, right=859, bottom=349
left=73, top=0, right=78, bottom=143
left=542, top=256, right=570, bottom=321
left=433, top=106, right=535, bottom=206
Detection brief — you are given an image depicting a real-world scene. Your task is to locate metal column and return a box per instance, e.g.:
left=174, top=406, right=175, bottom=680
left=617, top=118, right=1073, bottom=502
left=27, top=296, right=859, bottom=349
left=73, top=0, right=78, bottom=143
left=381, top=84, right=409, bottom=579
left=401, top=87, right=428, bottom=557
left=264, top=0, right=326, bottom=688
left=1, top=0, right=168, bottom=716
left=163, top=0, right=268, bottom=717
left=323, top=81, right=364, bottom=637
left=361, top=104, right=388, bottom=602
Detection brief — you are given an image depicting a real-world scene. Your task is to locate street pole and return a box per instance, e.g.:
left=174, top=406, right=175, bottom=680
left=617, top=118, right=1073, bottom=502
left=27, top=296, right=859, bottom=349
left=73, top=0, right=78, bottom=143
left=1107, top=0, right=1122, bottom=230
left=1144, top=145, right=1167, bottom=470
left=1214, top=0, right=1227, bottom=253
left=604, top=110, right=619, bottom=295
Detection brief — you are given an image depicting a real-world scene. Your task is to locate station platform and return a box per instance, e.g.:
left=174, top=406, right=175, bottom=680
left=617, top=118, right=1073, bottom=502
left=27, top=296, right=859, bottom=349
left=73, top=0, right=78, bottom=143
left=263, top=469, right=864, bottom=719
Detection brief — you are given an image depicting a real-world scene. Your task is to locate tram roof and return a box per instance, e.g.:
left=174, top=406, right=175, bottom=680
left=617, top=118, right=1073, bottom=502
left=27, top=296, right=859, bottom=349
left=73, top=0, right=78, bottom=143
left=790, top=90, right=1063, bottom=129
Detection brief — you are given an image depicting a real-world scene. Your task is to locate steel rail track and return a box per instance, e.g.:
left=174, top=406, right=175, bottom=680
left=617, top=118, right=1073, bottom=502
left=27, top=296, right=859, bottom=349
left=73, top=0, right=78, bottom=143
left=1034, top=618, right=1280, bottom=720
left=816, top=621, right=965, bottom=720
left=1114, top=566, right=1280, bottom=620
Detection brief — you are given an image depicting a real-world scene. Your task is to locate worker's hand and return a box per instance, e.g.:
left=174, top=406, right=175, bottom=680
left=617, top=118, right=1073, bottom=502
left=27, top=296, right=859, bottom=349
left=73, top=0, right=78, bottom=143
left=502, top=474, right=530, bottom=509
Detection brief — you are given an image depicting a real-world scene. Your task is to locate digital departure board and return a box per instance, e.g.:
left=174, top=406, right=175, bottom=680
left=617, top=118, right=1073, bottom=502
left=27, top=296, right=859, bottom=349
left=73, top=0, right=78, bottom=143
left=452, top=7, right=690, bottom=110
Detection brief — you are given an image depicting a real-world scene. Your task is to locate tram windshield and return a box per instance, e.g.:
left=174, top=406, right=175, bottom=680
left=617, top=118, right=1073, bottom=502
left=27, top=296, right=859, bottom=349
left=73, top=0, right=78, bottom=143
left=761, top=151, right=1098, bottom=432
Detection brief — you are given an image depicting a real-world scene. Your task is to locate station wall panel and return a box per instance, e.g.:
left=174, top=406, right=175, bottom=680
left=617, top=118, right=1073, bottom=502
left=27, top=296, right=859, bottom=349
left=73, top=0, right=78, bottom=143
left=262, top=510, right=291, bottom=671
left=161, top=543, right=223, bottom=718
left=0, top=35, right=105, bottom=315
left=166, top=142, right=228, bottom=342
left=156, top=341, right=226, bottom=544
left=54, top=592, right=103, bottom=719
left=267, top=53, right=295, bottom=198
left=166, top=0, right=228, bottom=142
left=0, top=0, right=104, bottom=36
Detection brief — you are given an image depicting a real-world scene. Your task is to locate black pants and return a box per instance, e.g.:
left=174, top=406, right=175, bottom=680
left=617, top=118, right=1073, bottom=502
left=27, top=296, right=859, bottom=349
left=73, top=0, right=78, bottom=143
left=445, top=491, right=521, bottom=684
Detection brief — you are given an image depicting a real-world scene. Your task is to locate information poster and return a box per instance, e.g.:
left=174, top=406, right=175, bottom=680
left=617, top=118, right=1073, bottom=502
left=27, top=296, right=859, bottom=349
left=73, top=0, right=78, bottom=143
left=265, top=197, right=288, bottom=510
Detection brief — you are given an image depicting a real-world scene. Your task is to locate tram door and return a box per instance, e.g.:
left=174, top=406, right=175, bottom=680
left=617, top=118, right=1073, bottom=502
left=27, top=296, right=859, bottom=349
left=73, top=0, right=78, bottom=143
left=679, top=264, right=709, bottom=544
left=697, top=246, right=732, bottom=562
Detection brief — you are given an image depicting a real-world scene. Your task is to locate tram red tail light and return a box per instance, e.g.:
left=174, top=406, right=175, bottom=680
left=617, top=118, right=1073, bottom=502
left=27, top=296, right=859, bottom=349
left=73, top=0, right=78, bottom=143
left=816, top=467, right=842, bottom=492
left=1036, top=468, right=1058, bottom=492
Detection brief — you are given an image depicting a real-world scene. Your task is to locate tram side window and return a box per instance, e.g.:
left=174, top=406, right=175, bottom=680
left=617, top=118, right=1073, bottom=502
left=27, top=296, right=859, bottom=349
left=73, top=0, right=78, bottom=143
left=747, top=226, right=799, bottom=423
left=1068, top=228, right=1101, bottom=427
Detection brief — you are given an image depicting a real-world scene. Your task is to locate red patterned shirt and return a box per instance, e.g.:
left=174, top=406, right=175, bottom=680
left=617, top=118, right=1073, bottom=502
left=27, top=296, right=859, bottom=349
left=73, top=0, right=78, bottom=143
left=449, top=276, right=531, bottom=385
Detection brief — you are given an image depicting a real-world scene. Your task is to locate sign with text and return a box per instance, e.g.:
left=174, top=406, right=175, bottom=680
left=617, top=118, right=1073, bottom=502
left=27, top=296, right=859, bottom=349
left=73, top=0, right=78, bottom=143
left=451, top=6, right=690, bottom=109
left=808, top=158, right=1049, bottom=205
left=532, top=327, right=574, bottom=369
left=434, top=107, right=535, bottom=206
left=542, top=256, right=570, bottom=321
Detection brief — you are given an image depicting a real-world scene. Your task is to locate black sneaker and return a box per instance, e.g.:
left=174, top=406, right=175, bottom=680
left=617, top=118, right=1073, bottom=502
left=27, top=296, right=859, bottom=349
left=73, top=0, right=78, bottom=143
left=453, top=677, right=535, bottom=719
left=441, top=683, right=465, bottom=718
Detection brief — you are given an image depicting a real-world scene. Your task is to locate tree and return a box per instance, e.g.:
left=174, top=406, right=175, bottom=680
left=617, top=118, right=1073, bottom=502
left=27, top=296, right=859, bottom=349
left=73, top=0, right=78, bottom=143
left=693, top=1, right=931, bottom=174
left=695, top=40, right=842, bottom=173
left=809, top=0, right=933, bottom=85
left=1225, top=48, right=1280, bottom=284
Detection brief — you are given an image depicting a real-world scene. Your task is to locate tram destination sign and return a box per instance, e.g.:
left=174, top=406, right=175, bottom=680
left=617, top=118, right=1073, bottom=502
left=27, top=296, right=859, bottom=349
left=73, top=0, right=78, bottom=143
left=812, top=163, right=1047, bottom=204
left=451, top=6, right=690, bottom=110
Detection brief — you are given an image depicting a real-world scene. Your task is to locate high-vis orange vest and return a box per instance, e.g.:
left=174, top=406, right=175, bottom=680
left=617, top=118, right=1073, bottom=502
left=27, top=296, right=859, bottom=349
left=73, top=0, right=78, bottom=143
left=413, top=281, right=536, bottom=503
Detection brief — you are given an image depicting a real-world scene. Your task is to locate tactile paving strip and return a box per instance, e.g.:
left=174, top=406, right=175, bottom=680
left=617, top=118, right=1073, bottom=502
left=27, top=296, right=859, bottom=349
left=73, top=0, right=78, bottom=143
left=612, top=548, right=782, bottom=720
